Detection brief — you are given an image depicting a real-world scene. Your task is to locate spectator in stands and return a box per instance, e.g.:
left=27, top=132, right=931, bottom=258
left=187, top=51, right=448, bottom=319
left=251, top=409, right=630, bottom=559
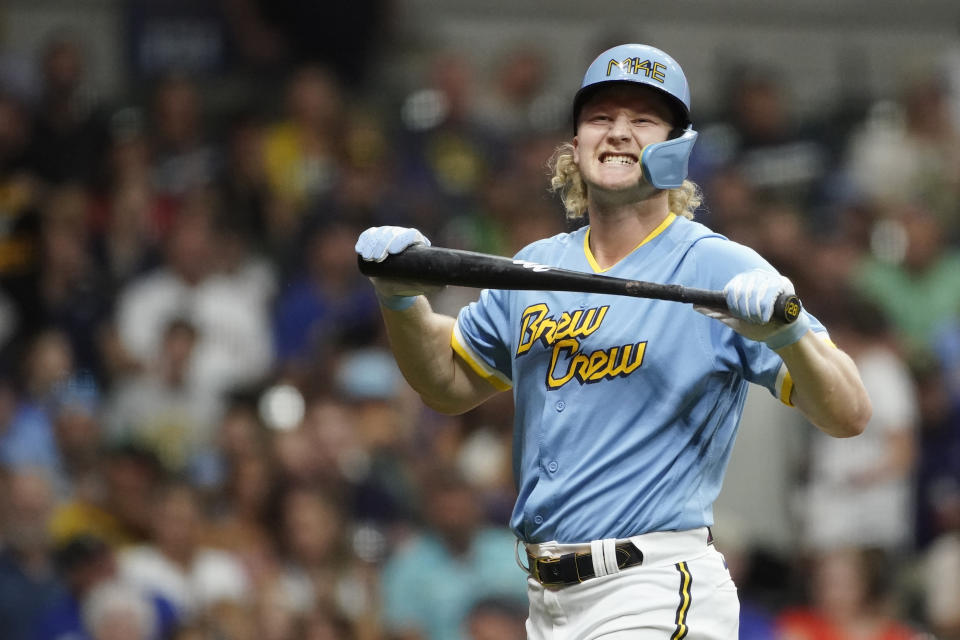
left=693, top=66, right=833, bottom=211
left=775, top=547, right=920, bottom=639
left=912, top=355, right=960, bottom=637
left=47, top=374, right=102, bottom=500
left=394, top=51, right=500, bottom=238
left=3, top=184, right=112, bottom=378
left=845, top=75, right=960, bottom=234
left=34, top=534, right=178, bottom=640
left=0, top=329, right=76, bottom=471
left=113, top=200, right=273, bottom=395
left=922, top=529, right=960, bottom=639
left=222, top=0, right=388, bottom=89
left=148, top=75, right=221, bottom=202
left=216, top=113, right=271, bottom=257
left=380, top=467, right=526, bottom=640
left=274, top=487, right=373, bottom=636
left=799, top=295, right=919, bottom=555
left=82, top=580, right=159, bottom=640
left=272, top=221, right=379, bottom=378
left=0, top=92, right=41, bottom=299
left=263, top=65, right=345, bottom=225
left=852, top=204, right=960, bottom=358
left=327, top=109, right=402, bottom=233
left=25, top=33, right=109, bottom=187
left=334, top=348, right=421, bottom=527
left=0, top=467, right=63, bottom=640
left=49, top=443, right=163, bottom=546
left=89, top=113, right=169, bottom=292
left=912, top=359, right=960, bottom=550
left=474, top=45, right=566, bottom=138
left=118, top=482, right=252, bottom=621
left=211, top=191, right=278, bottom=317
left=464, top=597, right=527, bottom=640
left=204, top=437, right=279, bottom=603
left=103, top=317, right=221, bottom=479
left=0, top=92, right=34, bottom=200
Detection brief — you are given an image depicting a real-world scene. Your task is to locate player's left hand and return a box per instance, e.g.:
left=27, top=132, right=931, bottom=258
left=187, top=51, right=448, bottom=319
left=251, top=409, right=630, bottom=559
left=695, top=269, right=811, bottom=349
left=356, top=226, right=442, bottom=309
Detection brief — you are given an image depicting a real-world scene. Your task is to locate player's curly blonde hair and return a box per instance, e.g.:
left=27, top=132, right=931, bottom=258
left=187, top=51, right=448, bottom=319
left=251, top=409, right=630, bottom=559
left=548, top=142, right=702, bottom=220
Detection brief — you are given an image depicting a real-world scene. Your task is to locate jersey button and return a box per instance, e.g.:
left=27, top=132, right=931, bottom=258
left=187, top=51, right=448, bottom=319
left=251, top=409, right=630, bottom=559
left=533, top=515, right=543, bottom=525
left=547, top=461, right=559, bottom=473
left=555, top=401, right=565, bottom=412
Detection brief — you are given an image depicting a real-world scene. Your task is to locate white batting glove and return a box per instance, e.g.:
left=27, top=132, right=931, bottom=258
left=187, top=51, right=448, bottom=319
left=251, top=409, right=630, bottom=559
left=695, top=269, right=810, bottom=349
left=356, top=226, right=435, bottom=309
left=356, top=226, right=431, bottom=262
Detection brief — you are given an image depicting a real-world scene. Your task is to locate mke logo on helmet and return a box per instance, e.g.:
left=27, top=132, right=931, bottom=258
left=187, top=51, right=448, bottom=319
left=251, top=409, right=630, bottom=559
left=516, top=303, right=647, bottom=389
left=607, top=57, right=668, bottom=84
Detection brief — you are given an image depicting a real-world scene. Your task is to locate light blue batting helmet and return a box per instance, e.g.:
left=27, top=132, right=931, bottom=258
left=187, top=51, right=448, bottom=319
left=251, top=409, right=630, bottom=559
left=573, top=44, right=698, bottom=190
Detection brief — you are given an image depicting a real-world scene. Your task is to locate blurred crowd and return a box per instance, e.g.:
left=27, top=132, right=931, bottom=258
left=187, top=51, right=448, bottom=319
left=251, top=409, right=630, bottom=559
left=1, top=7, right=960, bottom=640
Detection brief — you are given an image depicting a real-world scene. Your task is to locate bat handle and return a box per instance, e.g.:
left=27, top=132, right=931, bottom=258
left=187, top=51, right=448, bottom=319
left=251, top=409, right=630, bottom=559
left=773, top=293, right=803, bottom=324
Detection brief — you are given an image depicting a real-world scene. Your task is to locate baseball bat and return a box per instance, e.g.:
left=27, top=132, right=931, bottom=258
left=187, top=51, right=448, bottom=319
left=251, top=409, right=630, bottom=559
left=358, top=245, right=802, bottom=324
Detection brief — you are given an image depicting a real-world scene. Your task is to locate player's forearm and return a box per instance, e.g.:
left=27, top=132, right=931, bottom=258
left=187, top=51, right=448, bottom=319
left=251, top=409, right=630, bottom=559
left=379, top=296, right=493, bottom=414
left=777, top=333, right=872, bottom=438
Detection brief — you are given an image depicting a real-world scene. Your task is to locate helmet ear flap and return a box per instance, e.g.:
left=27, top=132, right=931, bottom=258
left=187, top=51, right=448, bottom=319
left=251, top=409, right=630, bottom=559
left=640, top=127, right=698, bottom=190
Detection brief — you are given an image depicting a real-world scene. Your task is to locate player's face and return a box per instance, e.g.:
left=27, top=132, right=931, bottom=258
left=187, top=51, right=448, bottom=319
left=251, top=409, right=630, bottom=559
left=573, top=85, right=675, bottom=195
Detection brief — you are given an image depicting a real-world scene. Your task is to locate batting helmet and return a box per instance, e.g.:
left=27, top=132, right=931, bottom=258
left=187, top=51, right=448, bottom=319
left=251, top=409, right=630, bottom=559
left=573, top=44, right=698, bottom=190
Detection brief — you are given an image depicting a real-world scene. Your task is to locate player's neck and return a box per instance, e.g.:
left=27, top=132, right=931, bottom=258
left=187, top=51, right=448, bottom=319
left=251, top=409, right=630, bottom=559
left=587, top=195, right=671, bottom=269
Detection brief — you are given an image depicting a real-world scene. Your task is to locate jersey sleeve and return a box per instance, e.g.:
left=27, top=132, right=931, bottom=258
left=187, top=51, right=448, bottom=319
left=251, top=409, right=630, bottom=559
left=453, top=286, right=514, bottom=391
left=689, top=234, right=831, bottom=405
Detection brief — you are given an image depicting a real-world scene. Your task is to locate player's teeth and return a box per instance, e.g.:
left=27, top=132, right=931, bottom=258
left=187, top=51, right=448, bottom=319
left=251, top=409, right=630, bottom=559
left=602, top=155, right=635, bottom=165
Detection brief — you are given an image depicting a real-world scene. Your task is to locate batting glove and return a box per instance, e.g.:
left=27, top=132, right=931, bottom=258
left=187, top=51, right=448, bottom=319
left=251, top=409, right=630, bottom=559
left=356, top=226, right=434, bottom=310
left=696, top=269, right=810, bottom=349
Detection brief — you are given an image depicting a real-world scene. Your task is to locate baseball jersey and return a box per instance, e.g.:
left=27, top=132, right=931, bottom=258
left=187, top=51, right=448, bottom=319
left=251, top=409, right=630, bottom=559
left=452, top=213, right=826, bottom=544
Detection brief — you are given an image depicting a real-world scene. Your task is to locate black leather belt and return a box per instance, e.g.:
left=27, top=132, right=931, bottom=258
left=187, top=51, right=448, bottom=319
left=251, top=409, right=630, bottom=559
left=524, top=528, right=714, bottom=588
left=526, top=542, right=644, bottom=587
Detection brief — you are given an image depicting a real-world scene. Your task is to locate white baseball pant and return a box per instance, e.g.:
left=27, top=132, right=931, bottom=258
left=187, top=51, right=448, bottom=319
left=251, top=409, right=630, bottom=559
left=523, top=527, right=739, bottom=639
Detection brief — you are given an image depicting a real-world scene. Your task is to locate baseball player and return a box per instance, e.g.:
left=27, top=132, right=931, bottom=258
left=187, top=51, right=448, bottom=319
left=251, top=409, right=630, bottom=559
left=356, top=44, right=871, bottom=639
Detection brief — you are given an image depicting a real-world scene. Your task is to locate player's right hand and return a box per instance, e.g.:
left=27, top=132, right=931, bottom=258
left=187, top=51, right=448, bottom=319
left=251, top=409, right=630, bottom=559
left=356, top=226, right=430, bottom=262
left=696, top=269, right=810, bottom=349
left=356, top=226, right=437, bottom=306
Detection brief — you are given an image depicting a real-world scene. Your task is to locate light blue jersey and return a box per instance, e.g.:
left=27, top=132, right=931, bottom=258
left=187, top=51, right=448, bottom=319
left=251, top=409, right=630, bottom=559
left=453, top=214, right=825, bottom=544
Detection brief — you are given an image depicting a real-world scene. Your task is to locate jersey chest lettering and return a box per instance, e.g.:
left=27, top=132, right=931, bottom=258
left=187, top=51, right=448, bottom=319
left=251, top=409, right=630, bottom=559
left=516, top=303, right=647, bottom=389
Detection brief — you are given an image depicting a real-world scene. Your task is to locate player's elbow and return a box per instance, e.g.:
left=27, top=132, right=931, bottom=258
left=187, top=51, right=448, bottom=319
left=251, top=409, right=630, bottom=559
left=419, top=393, right=477, bottom=416
left=821, top=396, right=872, bottom=438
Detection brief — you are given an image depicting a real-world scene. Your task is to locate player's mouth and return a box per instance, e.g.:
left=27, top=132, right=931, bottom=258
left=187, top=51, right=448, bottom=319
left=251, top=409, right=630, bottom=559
left=599, top=152, right=638, bottom=166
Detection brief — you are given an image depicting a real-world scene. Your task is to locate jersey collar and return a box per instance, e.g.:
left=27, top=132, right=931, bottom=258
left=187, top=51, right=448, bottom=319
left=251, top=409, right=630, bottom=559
left=584, top=212, right=677, bottom=273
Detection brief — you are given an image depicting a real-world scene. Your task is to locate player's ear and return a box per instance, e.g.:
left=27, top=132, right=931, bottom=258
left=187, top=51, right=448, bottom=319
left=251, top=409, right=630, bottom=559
left=572, top=136, right=580, bottom=164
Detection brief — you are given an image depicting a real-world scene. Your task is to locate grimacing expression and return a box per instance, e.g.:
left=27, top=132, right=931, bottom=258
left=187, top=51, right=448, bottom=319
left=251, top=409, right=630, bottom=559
left=573, top=85, right=675, bottom=195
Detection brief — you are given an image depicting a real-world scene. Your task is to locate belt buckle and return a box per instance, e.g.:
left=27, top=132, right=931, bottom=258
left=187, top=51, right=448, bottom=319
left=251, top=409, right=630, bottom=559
left=524, top=550, right=546, bottom=584
left=530, top=551, right=592, bottom=587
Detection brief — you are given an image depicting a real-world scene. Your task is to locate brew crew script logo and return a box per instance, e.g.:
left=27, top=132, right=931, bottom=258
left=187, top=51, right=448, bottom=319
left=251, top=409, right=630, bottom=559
left=516, top=303, right=647, bottom=389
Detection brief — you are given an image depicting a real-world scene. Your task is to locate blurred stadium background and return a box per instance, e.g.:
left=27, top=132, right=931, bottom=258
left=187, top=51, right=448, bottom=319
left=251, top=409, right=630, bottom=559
left=1, top=1, right=960, bottom=639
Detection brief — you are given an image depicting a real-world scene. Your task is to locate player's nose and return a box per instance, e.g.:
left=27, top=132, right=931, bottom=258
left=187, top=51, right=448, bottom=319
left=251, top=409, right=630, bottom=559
left=606, top=113, right=632, bottom=141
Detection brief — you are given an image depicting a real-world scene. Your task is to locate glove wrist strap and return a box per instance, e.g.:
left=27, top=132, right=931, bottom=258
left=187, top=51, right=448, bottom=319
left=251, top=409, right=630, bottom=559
left=377, top=292, right=418, bottom=311
left=764, top=312, right=811, bottom=350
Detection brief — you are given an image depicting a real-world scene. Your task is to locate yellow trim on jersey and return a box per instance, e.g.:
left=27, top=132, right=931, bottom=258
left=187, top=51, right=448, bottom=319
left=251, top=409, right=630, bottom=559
left=671, top=561, right=692, bottom=640
left=451, top=322, right=513, bottom=391
left=584, top=212, right=677, bottom=273
left=779, top=371, right=795, bottom=407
